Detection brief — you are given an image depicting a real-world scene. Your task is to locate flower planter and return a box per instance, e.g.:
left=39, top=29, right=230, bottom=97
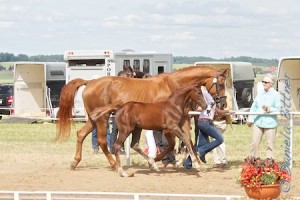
left=244, top=184, right=281, bottom=199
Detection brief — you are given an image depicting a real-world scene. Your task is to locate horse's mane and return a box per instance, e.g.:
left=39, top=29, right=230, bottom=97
left=172, top=65, right=216, bottom=73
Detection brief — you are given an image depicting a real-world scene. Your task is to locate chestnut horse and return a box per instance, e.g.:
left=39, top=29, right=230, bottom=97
left=90, top=83, right=207, bottom=176
left=56, top=66, right=228, bottom=171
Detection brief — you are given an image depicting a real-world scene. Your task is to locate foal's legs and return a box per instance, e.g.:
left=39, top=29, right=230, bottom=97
left=70, top=119, right=93, bottom=170
left=130, top=129, right=159, bottom=171
left=176, top=120, right=202, bottom=171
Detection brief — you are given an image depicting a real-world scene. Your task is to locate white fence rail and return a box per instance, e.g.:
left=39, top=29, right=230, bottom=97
left=0, top=191, right=244, bottom=200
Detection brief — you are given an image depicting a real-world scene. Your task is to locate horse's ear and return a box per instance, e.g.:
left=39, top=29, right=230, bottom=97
left=221, top=69, right=229, bottom=78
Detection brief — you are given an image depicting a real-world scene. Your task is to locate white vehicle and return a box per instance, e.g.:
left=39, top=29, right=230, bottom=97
left=277, top=56, right=300, bottom=112
left=114, top=50, right=173, bottom=75
left=64, top=50, right=115, bottom=117
left=194, top=61, right=256, bottom=123
left=13, top=62, right=65, bottom=118
left=64, top=49, right=173, bottom=117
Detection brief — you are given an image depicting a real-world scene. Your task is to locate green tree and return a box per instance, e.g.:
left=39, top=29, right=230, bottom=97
left=17, top=54, right=29, bottom=61
left=0, top=64, right=5, bottom=71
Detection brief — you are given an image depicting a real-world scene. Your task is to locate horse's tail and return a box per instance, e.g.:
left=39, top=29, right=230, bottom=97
left=56, top=78, right=89, bottom=142
left=90, top=102, right=123, bottom=121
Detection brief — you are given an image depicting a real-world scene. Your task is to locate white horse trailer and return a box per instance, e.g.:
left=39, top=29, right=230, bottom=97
left=64, top=49, right=173, bottom=118
left=13, top=62, right=65, bottom=118
left=194, top=61, right=256, bottom=123
left=277, top=57, right=300, bottom=113
left=114, top=51, right=173, bottom=75
left=64, top=50, right=115, bottom=117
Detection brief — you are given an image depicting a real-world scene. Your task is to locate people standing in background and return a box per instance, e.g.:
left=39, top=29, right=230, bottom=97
left=247, top=73, right=281, bottom=159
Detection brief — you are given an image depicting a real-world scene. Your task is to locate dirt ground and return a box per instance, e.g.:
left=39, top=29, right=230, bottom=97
left=0, top=149, right=299, bottom=200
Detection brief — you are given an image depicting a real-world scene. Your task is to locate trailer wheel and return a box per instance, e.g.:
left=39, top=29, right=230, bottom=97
left=242, top=88, right=252, bottom=107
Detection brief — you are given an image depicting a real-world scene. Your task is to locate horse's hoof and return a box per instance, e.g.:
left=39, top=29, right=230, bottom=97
left=196, top=167, right=207, bottom=173
left=195, top=171, right=202, bottom=177
left=70, top=163, right=76, bottom=170
left=153, top=165, right=160, bottom=172
left=128, top=172, right=135, bottom=177
left=118, top=167, right=134, bottom=177
left=120, top=171, right=135, bottom=177
left=111, top=163, right=118, bottom=170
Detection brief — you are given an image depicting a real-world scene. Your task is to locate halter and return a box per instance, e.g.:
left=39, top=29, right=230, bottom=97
left=207, top=71, right=227, bottom=109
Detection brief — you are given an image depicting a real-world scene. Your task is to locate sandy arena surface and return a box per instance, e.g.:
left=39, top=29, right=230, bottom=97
left=0, top=149, right=299, bottom=199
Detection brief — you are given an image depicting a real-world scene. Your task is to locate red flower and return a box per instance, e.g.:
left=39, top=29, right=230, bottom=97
left=237, top=157, right=291, bottom=187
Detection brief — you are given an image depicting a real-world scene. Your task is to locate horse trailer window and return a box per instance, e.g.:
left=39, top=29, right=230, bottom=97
left=69, top=59, right=105, bottom=67
left=143, top=59, right=150, bottom=73
left=158, top=66, right=164, bottom=74
left=123, top=60, right=130, bottom=69
left=133, top=60, right=140, bottom=71
left=50, top=70, right=64, bottom=76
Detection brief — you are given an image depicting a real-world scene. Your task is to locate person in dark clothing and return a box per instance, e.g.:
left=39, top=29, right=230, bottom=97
left=153, top=130, right=176, bottom=167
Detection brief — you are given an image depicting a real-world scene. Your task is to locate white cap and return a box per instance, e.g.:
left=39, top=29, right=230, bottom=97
left=263, top=73, right=274, bottom=83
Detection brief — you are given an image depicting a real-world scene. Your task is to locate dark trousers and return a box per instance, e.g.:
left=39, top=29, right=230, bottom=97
left=153, top=130, right=176, bottom=164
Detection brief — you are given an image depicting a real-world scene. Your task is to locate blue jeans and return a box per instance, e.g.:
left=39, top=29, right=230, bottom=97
left=92, top=121, right=111, bottom=149
left=196, top=120, right=224, bottom=156
left=184, top=120, right=224, bottom=169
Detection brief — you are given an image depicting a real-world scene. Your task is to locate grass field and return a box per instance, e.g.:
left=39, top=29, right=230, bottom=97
left=0, top=71, right=13, bottom=83
left=0, top=62, right=14, bottom=70
left=0, top=121, right=299, bottom=168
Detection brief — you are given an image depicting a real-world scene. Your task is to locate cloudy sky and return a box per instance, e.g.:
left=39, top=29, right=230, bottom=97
left=0, top=0, right=299, bottom=59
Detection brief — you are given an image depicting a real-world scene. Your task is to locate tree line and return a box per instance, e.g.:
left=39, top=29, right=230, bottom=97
left=0, top=52, right=63, bottom=62
left=174, top=56, right=278, bottom=66
left=0, top=52, right=278, bottom=70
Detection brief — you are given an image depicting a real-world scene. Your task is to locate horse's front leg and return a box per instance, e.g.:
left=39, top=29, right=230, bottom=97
left=175, top=118, right=193, bottom=167
left=96, top=117, right=117, bottom=169
left=71, top=119, right=93, bottom=170
left=176, top=145, right=190, bottom=168
left=177, top=118, right=202, bottom=170
left=172, top=124, right=203, bottom=173
left=131, top=129, right=160, bottom=171
left=129, top=128, right=158, bottom=171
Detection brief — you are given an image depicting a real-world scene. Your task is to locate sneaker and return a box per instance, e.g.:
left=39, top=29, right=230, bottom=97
left=162, top=162, right=175, bottom=168
left=183, top=156, right=192, bottom=169
left=199, top=154, right=207, bottom=163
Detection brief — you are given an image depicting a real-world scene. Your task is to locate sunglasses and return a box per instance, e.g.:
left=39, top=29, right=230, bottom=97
left=262, top=81, right=270, bottom=84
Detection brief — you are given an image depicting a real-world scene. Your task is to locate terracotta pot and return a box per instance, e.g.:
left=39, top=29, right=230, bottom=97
left=244, top=184, right=281, bottom=199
